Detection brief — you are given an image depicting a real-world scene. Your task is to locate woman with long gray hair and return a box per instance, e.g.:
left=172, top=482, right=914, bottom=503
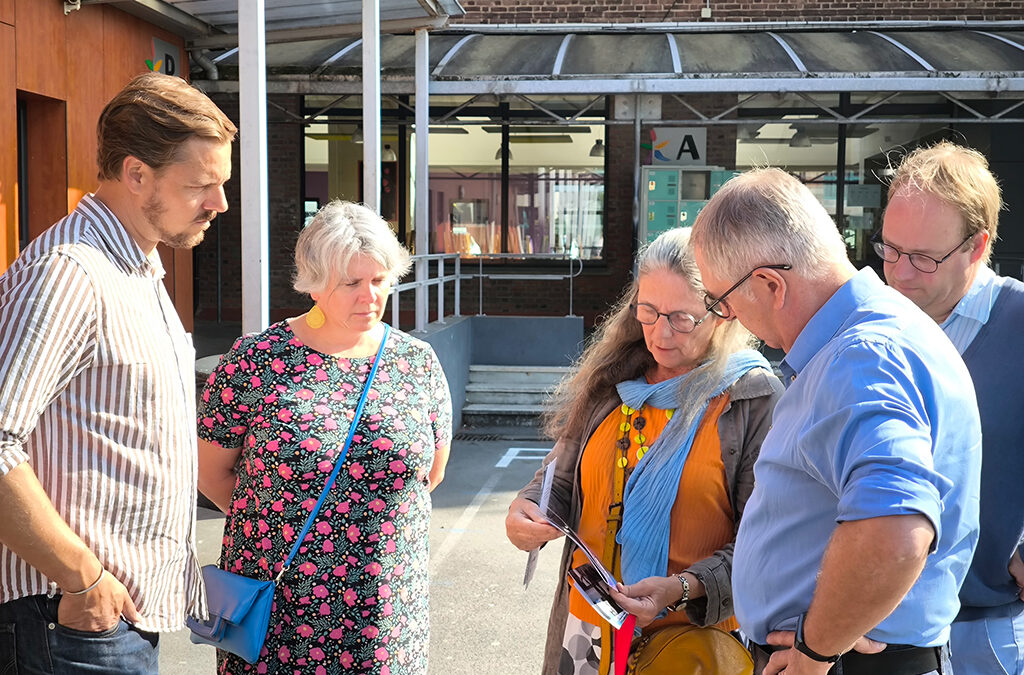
left=506, top=227, right=782, bottom=673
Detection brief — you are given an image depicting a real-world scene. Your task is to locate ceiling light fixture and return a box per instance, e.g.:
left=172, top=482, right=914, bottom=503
left=589, top=139, right=605, bottom=157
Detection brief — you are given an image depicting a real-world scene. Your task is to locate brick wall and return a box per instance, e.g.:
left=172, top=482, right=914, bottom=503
left=454, top=1, right=1024, bottom=23
left=195, top=93, right=306, bottom=322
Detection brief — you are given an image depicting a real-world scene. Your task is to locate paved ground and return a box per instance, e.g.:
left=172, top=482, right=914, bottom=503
left=158, top=437, right=559, bottom=674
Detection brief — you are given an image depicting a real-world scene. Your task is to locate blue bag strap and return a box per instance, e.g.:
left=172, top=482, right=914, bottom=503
left=275, top=323, right=391, bottom=582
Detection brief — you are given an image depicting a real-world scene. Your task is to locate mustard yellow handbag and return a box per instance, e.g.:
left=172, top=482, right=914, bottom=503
left=626, top=624, right=754, bottom=675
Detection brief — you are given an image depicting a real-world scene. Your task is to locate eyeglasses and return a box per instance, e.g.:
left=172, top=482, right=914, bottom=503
left=870, top=232, right=974, bottom=274
left=630, top=302, right=711, bottom=333
left=703, top=264, right=792, bottom=319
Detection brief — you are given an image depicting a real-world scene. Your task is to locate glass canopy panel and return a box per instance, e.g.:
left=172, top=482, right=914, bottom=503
left=782, top=32, right=923, bottom=72
left=265, top=39, right=346, bottom=71
left=438, top=35, right=566, bottom=77
left=886, top=31, right=1024, bottom=71
left=671, top=32, right=797, bottom=75
left=561, top=34, right=673, bottom=75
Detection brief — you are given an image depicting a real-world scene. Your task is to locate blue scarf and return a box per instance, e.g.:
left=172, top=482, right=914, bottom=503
left=615, top=349, right=770, bottom=585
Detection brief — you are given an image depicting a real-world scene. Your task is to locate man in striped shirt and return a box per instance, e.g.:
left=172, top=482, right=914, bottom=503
left=880, top=142, right=1024, bottom=674
left=0, top=72, right=235, bottom=672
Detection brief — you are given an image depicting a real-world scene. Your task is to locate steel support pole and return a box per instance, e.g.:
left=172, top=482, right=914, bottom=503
left=362, top=0, right=381, bottom=212
left=239, top=0, right=269, bottom=333
left=414, top=29, right=429, bottom=331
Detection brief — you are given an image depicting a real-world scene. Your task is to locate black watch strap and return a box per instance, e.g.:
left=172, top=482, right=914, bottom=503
left=794, top=613, right=842, bottom=664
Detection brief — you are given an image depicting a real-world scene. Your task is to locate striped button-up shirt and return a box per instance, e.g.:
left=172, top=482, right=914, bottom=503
left=940, top=265, right=1007, bottom=354
left=0, top=194, right=205, bottom=631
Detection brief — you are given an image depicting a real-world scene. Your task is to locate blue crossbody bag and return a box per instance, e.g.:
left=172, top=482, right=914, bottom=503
left=187, top=325, right=390, bottom=663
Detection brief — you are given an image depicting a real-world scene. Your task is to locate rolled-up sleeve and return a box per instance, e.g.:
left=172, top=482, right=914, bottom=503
left=0, top=253, right=96, bottom=475
left=807, top=340, right=949, bottom=546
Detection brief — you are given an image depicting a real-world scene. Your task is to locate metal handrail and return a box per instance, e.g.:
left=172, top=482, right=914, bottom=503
left=389, top=252, right=585, bottom=332
left=471, top=253, right=584, bottom=317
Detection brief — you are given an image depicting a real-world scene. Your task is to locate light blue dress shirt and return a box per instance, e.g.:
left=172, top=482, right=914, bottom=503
left=732, top=268, right=982, bottom=647
left=940, top=266, right=1006, bottom=354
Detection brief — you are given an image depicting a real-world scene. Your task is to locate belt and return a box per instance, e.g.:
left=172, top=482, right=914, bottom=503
left=750, top=642, right=942, bottom=675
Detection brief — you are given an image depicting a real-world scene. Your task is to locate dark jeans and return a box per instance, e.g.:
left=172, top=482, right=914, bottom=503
left=0, top=594, right=159, bottom=675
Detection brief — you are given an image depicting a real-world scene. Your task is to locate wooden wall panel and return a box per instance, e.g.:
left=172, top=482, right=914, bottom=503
left=0, top=0, right=14, bottom=27
left=14, top=0, right=66, bottom=99
left=0, top=23, right=16, bottom=271
left=64, top=5, right=106, bottom=210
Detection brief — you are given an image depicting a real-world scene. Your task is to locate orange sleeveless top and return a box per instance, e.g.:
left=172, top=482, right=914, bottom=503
left=568, top=393, right=738, bottom=632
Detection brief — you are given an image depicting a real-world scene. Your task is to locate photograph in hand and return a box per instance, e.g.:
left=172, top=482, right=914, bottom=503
left=567, top=563, right=628, bottom=629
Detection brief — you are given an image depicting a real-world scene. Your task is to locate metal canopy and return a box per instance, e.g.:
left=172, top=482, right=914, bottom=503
left=192, top=26, right=1024, bottom=95
left=83, top=0, right=464, bottom=43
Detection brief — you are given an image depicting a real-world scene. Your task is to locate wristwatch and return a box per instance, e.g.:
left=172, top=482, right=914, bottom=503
left=668, top=573, right=690, bottom=612
left=794, top=613, right=842, bottom=663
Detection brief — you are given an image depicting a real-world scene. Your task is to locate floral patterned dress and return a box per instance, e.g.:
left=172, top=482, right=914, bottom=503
left=197, top=322, right=452, bottom=675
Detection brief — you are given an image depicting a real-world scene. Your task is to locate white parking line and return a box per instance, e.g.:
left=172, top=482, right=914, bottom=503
left=495, top=446, right=551, bottom=468
left=430, top=471, right=502, bottom=575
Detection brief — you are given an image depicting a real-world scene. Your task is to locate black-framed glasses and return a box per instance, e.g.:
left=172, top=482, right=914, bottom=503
left=870, top=232, right=974, bottom=274
left=630, top=302, right=711, bottom=333
left=703, top=264, right=792, bottom=319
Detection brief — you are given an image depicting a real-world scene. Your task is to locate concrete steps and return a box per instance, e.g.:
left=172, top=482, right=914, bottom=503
left=461, top=364, right=569, bottom=428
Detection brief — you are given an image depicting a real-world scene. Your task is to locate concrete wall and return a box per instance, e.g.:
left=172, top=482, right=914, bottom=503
left=417, top=315, right=473, bottom=431
left=418, top=314, right=584, bottom=431
left=470, top=316, right=584, bottom=367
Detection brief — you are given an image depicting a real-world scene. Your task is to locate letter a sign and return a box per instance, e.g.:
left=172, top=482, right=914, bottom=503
left=648, top=128, right=707, bottom=166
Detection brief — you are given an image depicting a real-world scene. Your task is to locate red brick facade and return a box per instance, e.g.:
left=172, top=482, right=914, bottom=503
left=454, top=1, right=1024, bottom=23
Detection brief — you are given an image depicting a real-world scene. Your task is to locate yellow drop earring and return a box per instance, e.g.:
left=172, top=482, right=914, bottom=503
left=306, top=304, right=326, bottom=329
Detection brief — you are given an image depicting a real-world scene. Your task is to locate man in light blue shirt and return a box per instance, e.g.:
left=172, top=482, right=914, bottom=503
left=692, top=167, right=981, bottom=675
left=882, top=142, right=1024, bottom=675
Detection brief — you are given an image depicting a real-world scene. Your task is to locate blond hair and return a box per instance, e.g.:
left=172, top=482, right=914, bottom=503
left=887, top=141, right=1002, bottom=262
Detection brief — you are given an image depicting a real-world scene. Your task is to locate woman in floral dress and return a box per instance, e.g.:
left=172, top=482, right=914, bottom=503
left=197, top=200, right=452, bottom=675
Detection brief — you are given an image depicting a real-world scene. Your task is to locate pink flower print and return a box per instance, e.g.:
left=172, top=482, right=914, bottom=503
left=242, top=520, right=253, bottom=537
left=368, top=499, right=385, bottom=513
left=372, top=438, right=394, bottom=452
left=300, top=438, right=322, bottom=453
left=378, top=584, right=392, bottom=599
left=319, top=602, right=330, bottom=615
left=224, top=363, right=237, bottom=376
left=324, top=418, right=338, bottom=431
left=262, top=474, right=272, bottom=488
left=315, top=369, right=328, bottom=382
left=277, top=408, right=293, bottom=422
left=220, top=388, right=234, bottom=404
left=257, top=663, right=268, bottom=674
left=346, top=525, right=361, bottom=542
left=388, top=459, right=406, bottom=474
left=312, top=585, right=328, bottom=599
left=309, top=647, right=325, bottom=662
left=257, top=519, right=270, bottom=535
left=393, top=418, right=407, bottom=431
left=277, top=645, right=290, bottom=662
left=397, top=358, right=410, bottom=373
left=382, top=666, right=391, bottom=675
left=261, top=537, right=272, bottom=551
left=349, top=463, right=365, bottom=479
left=315, top=521, right=333, bottom=535
left=271, top=358, right=285, bottom=374
left=263, top=392, right=278, bottom=405
left=307, top=353, right=324, bottom=366
left=382, top=405, right=398, bottom=416
left=200, top=416, right=213, bottom=428
left=375, top=647, right=389, bottom=662
left=316, top=667, right=327, bottom=675
left=314, top=404, right=331, bottom=415
left=368, top=388, right=380, bottom=400
left=253, top=457, right=265, bottom=471
left=249, top=375, right=261, bottom=388
left=380, top=521, right=396, bottom=535
left=392, top=477, right=404, bottom=491
left=266, top=439, right=280, bottom=452
left=297, top=561, right=317, bottom=575
left=295, top=388, right=314, bottom=400
left=296, top=624, right=314, bottom=638
left=365, top=562, right=383, bottom=576
left=277, top=464, right=293, bottom=480
left=329, top=627, right=344, bottom=639
left=340, top=652, right=354, bottom=668
left=283, top=524, right=294, bottom=541
left=337, top=501, right=350, bottom=514
left=332, top=565, right=347, bottom=577
left=382, top=602, right=393, bottom=616
left=256, top=340, right=271, bottom=350
left=317, top=460, right=332, bottom=473
left=384, top=540, right=397, bottom=553
left=343, top=588, right=357, bottom=606
left=361, top=625, right=379, bottom=639
left=393, top=564, right=405, bottom=576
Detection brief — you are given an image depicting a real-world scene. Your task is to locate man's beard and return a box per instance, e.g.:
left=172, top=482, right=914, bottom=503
left=143, top=196, right=215, bottom=249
